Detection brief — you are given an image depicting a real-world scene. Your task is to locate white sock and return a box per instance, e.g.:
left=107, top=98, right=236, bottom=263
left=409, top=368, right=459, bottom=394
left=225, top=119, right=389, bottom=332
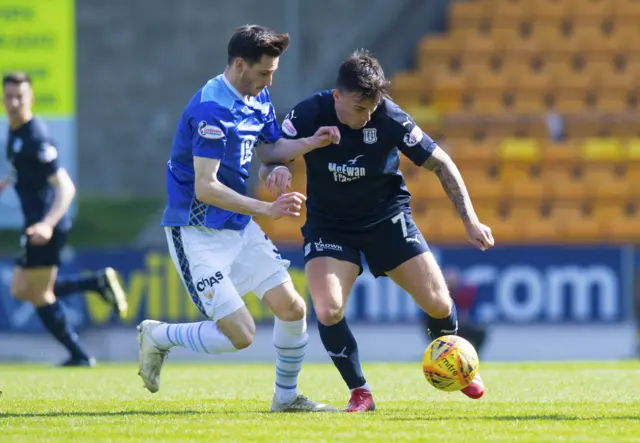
left=151, top=321, right=237, bottom=354
left=273, top=317, right=308, bottom=404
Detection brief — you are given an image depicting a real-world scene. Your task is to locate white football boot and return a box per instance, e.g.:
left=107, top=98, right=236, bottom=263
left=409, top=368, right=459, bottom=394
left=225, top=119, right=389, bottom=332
left=137, top=320, right=170, bottom=393
left=271, top=394, right=338, bottom=412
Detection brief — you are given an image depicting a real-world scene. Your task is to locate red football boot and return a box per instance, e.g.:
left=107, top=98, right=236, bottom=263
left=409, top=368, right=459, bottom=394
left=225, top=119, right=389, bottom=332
left=461, top=373, right=485, bottom=399
left=344, top=388, right=376, bottom=412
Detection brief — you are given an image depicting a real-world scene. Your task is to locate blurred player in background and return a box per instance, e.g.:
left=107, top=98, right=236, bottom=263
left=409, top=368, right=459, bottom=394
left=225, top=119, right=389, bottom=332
left=1, top=73, right=128, bottom=367
left=258, top=50, right=494, bottom=411
left=137, top=25, right=340, bottom=412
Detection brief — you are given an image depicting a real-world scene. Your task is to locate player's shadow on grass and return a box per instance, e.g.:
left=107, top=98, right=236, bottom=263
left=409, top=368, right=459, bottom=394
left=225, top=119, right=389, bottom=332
left=387, top=414, right=640, bottom=422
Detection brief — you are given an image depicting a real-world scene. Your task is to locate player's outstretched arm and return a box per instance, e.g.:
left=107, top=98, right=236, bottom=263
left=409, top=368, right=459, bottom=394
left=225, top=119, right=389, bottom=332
left=255, top=126, right=340, bottom=164
left=194, top=156, right=304, bottom=219
left=422, top=146, right=495, bottom=250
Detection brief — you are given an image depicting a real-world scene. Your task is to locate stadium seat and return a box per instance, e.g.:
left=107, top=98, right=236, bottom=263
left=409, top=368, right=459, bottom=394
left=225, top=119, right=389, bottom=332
left=581, top=138, right=624, bottom=161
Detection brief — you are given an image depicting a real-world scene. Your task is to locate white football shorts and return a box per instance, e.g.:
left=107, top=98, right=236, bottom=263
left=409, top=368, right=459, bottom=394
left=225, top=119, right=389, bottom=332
left=165, top=220, right=291, bottom=322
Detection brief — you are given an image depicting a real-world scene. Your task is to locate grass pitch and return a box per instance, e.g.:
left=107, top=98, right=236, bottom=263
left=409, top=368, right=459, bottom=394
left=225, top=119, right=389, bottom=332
left=0, top=361, right=639, bottom=442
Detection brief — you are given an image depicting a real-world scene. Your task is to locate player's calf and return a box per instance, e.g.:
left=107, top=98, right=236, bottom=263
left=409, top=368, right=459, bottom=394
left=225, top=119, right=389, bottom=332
left=387, top=252, right=458, bottom=339
left=216, top=307, right=256, bottom=350
left=12, top=267, right=94, bottom=365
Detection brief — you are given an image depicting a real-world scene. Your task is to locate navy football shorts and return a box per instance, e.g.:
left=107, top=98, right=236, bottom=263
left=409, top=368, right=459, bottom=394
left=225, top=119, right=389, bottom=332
left=302, top=210, right=429, bottom=277
left=15, top=227, right=68, bottom=268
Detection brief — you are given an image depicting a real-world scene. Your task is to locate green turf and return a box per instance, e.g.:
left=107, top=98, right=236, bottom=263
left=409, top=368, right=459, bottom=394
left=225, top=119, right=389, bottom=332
left=0, top=362, right=639, bottom=442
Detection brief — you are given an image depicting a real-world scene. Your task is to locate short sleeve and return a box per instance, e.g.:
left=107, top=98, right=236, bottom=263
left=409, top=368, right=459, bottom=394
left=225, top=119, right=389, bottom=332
left=35, top=141, right=59, bottom=176
left=190, top=104, right=228, bottom=159
left=281, top=97, right=318, bottom=140
left=388, top=104, right=437, bottom=166
left=259, top=103, right=283, bottom=144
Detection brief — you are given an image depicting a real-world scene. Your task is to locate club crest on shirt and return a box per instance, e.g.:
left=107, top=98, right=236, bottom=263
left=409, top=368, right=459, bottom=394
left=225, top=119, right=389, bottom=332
left=363, top=128, right=377, bottom=144
left=11, top=138, right=23, bottom=154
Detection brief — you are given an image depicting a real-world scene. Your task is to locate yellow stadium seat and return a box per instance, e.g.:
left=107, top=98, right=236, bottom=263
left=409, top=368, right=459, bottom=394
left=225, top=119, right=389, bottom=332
left=571, top=0, right=615, bottom=22
left=541, top=142, right=582, bottom=167
left=581, top=138, right=624, bottom=161
left=532, top=0, right=570, bottom=21
left=390, top=72, right=429, bottom=104
left=614, top=0, right=640, bottom=22
left=449, top=1, right=489, bottom=29
left=407, top=172, right=449, bottom=201
left=597, top=201, right=640, bottom=241
left=553, top=202, right=601, bottom=243
left=541, top=168, right=588, bottom=199
left=583, top=164, right=630, bottom=199
left=460, top=169, right=504, bottom=200
left=509, top=202, right=559, bottom=243
left=626, top=138, right=640, bottom=159
left=499, top=138, right=541, bottom=162
left=494, top=0, right=535, bottom=20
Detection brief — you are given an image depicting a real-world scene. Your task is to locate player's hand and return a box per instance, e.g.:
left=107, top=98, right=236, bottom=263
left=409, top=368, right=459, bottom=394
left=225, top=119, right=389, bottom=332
left=25, top=222, right=54, bottom=245
left=265, top=192, right=306, bottom=220
left=265, top=166, right=292, bottom=197
left=464, top=220, right=494, bottom=251
left=310, top=126, right=340, bottom=149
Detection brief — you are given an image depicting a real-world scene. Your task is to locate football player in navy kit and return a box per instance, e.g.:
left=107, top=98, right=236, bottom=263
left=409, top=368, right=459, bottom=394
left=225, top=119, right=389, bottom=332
left=1, top=73, right=128, bottom=366
left=257, top=51, right=495, bottom=411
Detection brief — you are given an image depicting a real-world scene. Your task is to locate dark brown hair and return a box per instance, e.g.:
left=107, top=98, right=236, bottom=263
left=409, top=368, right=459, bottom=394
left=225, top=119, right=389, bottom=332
left=336, top=50, right=389, bottom=102
left=3, top=72, right=31, bottom=88
left=228, top=25, right=290, bottom=65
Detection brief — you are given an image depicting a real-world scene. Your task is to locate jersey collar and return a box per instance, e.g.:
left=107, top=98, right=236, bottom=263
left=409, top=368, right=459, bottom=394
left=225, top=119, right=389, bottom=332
left=221, top=73, right=254, bottom=106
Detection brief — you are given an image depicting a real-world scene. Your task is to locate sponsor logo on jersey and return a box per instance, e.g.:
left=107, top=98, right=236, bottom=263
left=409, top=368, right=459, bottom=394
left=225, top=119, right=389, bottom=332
left=282, top=118, right=297, bottom=137
left=363, top=128, right=377, bottom=144
left=196, top=271, right=224, bottom=292
left=328, top=154, right=366, bottom=182
left=403, top=125, right=423, bottom=147
left=198, top=121, right=224, bottom=140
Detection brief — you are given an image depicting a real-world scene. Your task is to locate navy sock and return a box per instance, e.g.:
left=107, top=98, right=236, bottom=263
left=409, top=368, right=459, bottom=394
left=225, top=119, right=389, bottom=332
left=317, top=318, right=366, bottom=390
left=427, top=300, right=459, bottom=340
left=36, top=301, right=91, bottom=361
left=54, top=272, right=102, bottom=298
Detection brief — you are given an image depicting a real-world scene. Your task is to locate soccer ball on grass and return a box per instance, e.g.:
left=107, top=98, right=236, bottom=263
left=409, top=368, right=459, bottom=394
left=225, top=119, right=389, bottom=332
left=421, top=335, right=479, bottom=392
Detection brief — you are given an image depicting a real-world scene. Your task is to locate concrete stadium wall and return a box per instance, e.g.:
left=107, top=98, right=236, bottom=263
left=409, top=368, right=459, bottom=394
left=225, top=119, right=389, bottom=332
left=76, top=0, right=445, bottom=195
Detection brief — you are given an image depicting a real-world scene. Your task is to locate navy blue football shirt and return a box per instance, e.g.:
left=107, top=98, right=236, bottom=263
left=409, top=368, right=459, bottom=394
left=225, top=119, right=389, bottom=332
left=281, top=91, right=437, bottom=229
left=5, top=117, right=69, bottom=229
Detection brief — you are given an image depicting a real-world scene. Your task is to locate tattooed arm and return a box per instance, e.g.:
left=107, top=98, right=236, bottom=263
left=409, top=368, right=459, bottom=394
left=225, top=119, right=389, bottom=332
left=421, top=146, right=478, bottom=224
left=421, top=146, right=495, bottom=250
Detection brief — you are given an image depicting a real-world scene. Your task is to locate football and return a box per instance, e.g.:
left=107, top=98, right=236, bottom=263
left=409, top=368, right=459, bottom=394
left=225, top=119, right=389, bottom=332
left=422, top=335, right=479, bottom=392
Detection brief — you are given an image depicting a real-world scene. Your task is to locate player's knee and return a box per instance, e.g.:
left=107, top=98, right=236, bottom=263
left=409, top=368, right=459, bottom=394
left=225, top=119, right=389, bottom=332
left=314, top=298, right=345, bottom=326
left=10, top=283, right=29, bottom=301
left=425, top=291, right=452, bottom=318
left=276, top=295, right=306, bottom=322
